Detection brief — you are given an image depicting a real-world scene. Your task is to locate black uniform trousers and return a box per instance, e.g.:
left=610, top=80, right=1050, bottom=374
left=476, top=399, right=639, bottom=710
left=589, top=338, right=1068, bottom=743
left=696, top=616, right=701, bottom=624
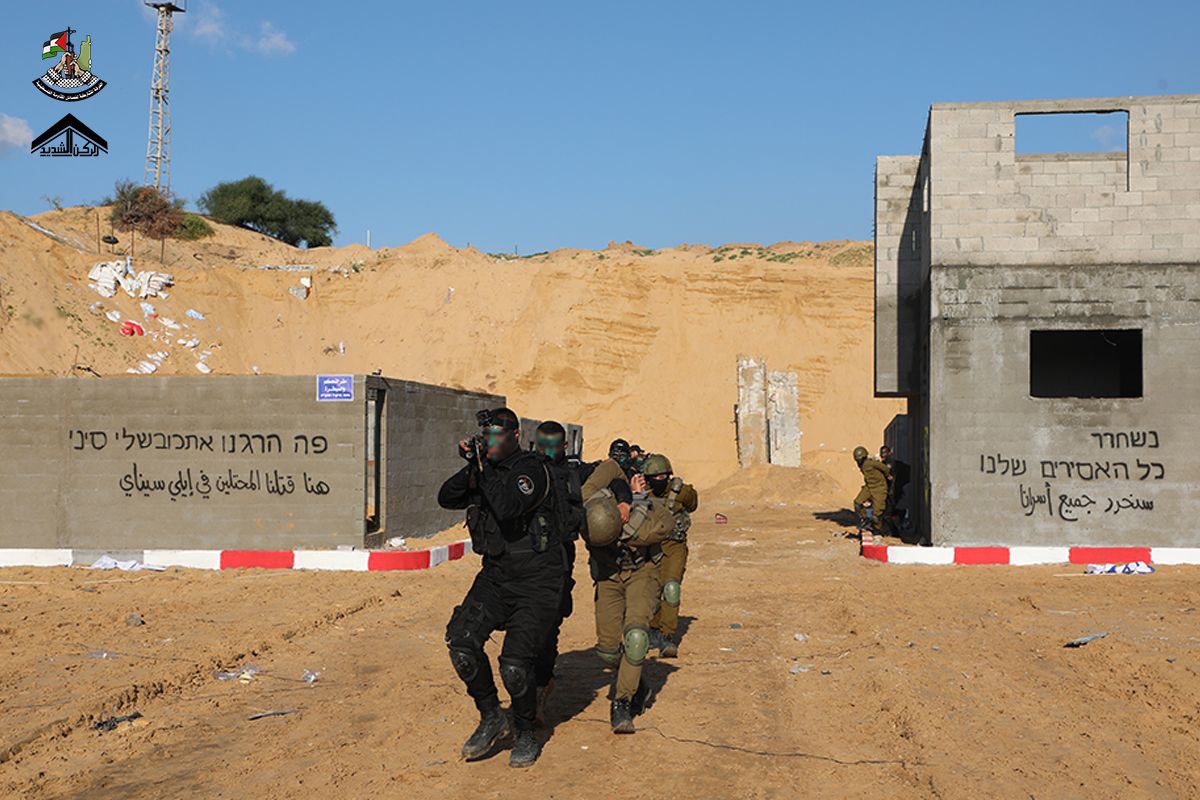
left=446, top=547, right=565, bottom=731
left=534, top=538, right=576, bottom=688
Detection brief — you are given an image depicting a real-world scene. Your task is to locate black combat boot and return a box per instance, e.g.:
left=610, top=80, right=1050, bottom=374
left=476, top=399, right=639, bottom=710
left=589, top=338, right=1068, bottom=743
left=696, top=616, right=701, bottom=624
left=659, top=636, right=679, bottom=658
left=631, top=679, right=653, bottom=716
left=610, top=698, right=635, bottom=734
left=461, top=706, right=509, bottom=761
left=509, top=729, right=540, bottom=768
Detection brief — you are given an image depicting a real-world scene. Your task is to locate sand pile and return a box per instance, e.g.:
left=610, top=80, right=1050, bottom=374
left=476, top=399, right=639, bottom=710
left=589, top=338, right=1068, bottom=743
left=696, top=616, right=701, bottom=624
left=0, top=207, right=904, bottom=491
left=704, top=463, right=845, bottom=507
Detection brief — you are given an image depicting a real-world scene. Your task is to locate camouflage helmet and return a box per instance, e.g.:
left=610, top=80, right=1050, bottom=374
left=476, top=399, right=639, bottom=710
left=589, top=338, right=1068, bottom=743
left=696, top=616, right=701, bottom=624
left=642, top=453, right=672, bottom=476
left=853, top=446, right=869, bottom=462
left=583, top=490, right=623, bottom=547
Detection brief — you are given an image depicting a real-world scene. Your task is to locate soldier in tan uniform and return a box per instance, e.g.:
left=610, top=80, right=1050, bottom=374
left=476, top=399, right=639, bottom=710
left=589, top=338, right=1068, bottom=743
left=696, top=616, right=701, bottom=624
left=644, top=454, right=698, bottom=658
left=853, top=446, right=891, bottom=543
left=581, top=466, right=674, bottom=734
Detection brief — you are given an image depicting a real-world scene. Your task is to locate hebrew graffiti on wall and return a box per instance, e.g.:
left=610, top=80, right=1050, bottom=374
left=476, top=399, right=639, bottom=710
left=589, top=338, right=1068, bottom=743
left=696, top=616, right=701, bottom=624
left=977, top=430, right=1167, bottom=522
left=67, top=427, right=337, bottom=502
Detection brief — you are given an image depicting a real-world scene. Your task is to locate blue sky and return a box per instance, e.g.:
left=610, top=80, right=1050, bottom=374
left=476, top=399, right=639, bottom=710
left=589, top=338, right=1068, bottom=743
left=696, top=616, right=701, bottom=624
left=1, top=0, right=1197, bottom=250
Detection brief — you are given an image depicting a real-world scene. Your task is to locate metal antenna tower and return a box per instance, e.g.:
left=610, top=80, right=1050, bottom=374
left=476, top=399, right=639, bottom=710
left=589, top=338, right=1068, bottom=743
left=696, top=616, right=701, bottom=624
left=144, top=1, right=186, bottom=193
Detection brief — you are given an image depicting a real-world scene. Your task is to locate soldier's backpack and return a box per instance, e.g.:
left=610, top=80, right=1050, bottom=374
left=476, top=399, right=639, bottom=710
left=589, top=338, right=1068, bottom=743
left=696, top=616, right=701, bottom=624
left=620, top=493, right=675, bottom=548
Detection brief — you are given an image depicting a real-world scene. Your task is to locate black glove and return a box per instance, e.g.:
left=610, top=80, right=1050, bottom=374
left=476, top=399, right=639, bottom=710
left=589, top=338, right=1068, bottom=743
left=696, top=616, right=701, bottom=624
left=459, top=438, right=476, bottom=462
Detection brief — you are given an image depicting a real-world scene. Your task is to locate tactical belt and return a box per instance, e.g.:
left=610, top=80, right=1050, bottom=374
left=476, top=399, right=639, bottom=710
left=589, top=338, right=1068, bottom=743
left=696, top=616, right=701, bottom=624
left=615, top=542, right=660, bottom=571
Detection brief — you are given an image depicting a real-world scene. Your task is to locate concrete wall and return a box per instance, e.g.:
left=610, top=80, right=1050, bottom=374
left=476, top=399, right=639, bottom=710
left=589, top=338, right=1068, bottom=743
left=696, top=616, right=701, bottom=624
left=927, top=95, right=1200, bottom=269
left=875, top=155, right=925, bottom=396
left=876, top=94, right=1200, bottom=547
left=929, top=264, right=1200, bottom=546
left=376, top=379, right=503, bottom=544
left=736, top=357, right=803, bottom=468
left=736, top=356, right=768, bottom=467
left=0, top=375, right=366, bottom=551
left=766, top=370, right=801, bottom=467
left=0, top=375, right=509, bottom=551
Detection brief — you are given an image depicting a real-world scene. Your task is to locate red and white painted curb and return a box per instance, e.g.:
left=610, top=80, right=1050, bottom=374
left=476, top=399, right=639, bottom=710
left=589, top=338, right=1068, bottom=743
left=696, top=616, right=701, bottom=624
left=862, top=544, right=1200, bottom=566
left=0, top=540, right=474, bottom=571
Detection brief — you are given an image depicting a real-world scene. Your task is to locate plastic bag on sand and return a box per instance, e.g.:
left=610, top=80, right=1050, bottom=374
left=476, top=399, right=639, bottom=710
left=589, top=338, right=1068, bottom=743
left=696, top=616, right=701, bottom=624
left=215, top=664, right=261, bottom=681
left=88, top=555, right=166, bottom=572
left=1086, top=561, right=1155, bottom=575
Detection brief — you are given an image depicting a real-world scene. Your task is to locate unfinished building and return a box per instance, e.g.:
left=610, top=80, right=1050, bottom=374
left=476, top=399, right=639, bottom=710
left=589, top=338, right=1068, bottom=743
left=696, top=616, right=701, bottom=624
left=876, top=94, right=1200, bottom=547
left=0, top=375, right=580, bottom=554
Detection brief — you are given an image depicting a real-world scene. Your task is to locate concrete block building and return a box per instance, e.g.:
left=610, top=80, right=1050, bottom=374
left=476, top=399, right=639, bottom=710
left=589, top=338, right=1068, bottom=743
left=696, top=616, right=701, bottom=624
left=875, top=94, right=1200, bottom=547
left=0, top=375, right=577, bottom=552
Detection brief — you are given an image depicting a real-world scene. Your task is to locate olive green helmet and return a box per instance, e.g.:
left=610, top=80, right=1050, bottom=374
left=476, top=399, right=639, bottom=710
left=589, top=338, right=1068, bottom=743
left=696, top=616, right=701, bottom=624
left=642, top=453, right=672, bottom=476
left=583, top=489, right=623, bottom=547
left=853, top=446, right=869, bottom=462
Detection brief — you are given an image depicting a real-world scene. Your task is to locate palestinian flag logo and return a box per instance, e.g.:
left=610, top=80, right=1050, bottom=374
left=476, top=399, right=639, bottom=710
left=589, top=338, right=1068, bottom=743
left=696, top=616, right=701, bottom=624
left=42, top=31, right=70, bottom=59
left=34, top=28, right=107, bottom=102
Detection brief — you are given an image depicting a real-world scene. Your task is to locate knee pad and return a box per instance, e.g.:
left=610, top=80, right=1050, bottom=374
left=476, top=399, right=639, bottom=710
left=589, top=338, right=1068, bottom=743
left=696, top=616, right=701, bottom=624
left=623, top=625, right=650, bottom=666
left=661, top=580, right=681, bottom=607
left=596, top=645, right=621, bottom=666
left=448, top=646, right=480, bottom=682
left=499, top=659, right=531, bottom=699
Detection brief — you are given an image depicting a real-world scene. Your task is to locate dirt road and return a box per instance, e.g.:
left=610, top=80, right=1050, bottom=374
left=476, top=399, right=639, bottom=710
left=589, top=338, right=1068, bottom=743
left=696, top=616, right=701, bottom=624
left=3, top=503, right=1199, bottom=799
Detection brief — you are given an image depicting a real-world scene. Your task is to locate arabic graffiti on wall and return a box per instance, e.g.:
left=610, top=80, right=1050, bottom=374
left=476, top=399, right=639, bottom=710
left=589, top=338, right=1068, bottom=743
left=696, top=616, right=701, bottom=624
left=977, top=430, right=1167, bottom=523
left=120, top=463, right=330, bottom=501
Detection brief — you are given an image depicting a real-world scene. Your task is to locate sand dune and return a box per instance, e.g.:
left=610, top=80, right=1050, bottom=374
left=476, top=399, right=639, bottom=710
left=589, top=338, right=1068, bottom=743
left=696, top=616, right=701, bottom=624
left=0, top=207, right=904, bottom=492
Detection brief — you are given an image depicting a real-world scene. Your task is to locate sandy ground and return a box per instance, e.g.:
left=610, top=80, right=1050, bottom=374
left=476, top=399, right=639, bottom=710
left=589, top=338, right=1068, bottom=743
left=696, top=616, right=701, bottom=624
left=0, top=207, right=902, bottom=491
left=3, top=500, right=1198, bottom=800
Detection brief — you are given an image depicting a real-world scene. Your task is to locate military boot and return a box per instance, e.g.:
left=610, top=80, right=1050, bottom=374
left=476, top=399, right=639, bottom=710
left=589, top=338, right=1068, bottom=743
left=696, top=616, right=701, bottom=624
left=461, top=706, right=509, bottom=761
left=509, top=730, right=540, bottom=768
left=610, top=698, right=635, bottom=734
left=631, top=679, right=654, bottom=716
left=659, top=636, right=679, bottom=658
left=534, top=678, right=554, bottom=728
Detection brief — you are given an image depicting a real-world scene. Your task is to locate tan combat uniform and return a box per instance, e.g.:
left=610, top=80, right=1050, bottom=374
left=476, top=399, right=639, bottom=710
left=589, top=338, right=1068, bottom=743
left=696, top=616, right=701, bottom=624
left=588, top=492, right=674, bottom=702
left=649, top=481, right=698, bottom=641
left=854, top=457, right=891, bottom=531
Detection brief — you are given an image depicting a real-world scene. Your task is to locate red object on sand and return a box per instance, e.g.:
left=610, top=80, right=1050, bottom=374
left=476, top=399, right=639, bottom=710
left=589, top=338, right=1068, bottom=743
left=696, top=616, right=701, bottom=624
left=120, top=321, right=145, bottom=336
left=714, top=513, right=728, bottom=524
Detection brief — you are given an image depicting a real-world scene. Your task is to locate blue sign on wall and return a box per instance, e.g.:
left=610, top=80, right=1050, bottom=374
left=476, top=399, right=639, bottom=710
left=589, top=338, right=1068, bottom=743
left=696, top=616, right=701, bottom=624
left=316, top=374, right=355, bottom=402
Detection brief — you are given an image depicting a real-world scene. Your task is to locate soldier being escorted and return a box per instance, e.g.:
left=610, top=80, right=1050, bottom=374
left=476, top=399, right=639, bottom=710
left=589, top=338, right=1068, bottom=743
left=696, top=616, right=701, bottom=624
left=644, top=454, right=699, bottom=658
left=438, top=408, right=567, bottom=768
left=581, top=466, right=674, bottom=734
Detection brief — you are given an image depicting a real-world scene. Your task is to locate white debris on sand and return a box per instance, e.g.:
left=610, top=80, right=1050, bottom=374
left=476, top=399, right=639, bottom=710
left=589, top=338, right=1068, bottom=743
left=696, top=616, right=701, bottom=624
left=87, top=258, right=173, bottom=299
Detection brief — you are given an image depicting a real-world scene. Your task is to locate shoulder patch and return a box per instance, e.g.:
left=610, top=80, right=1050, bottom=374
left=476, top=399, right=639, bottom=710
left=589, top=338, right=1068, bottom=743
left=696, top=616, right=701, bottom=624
left=517, top=475, right=535, bottom=495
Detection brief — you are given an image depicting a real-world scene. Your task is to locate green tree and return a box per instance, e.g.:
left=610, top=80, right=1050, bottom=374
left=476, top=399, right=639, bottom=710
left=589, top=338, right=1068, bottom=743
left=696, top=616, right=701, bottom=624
left=198, top=176, right=336, bottom=248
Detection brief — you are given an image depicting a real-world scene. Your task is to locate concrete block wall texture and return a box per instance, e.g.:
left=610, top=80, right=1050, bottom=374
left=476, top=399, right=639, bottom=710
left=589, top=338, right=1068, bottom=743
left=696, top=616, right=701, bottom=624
left=0, top=375, right=366, bottom=551
left=0, top=375, right=520, bottom=551
left=929, top=265, right=1200, bottom=546
left=378, top=379, right=504, bottom=542
left=876, top=94, right=1200, bottom=547
left=927, top=95, right=1200, bottom=268
left=875, top=155, right=926, bottom=395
